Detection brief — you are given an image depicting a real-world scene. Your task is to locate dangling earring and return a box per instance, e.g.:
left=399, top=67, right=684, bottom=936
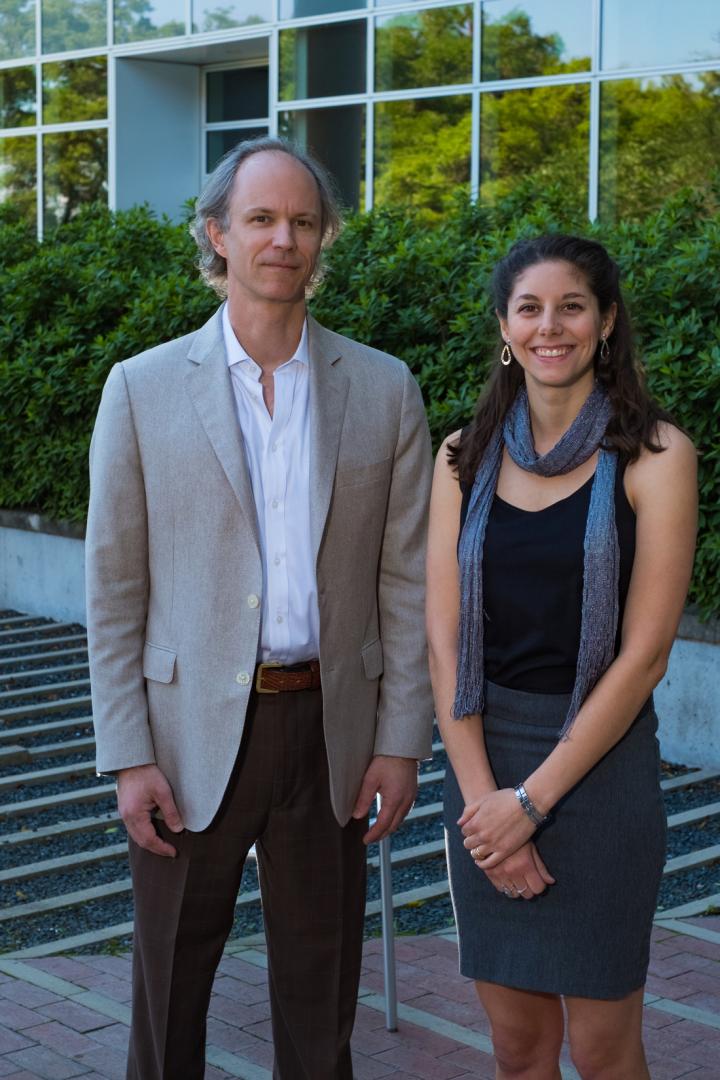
left=600, top=336, right=609, bottom=362
left=501, top=341, right=513, bottom=366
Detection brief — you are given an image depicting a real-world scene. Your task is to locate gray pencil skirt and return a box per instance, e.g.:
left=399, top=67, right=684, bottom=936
left=444, top=680, right=666, bottom=1000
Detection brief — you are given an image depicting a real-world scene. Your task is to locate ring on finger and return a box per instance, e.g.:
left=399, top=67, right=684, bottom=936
left=517, top=885, right=529, bottom=895
left=470, top=846, right=483, bottom=860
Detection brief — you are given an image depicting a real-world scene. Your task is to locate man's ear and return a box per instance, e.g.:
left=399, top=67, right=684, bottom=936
left=206, top=219, right=226, bottom=258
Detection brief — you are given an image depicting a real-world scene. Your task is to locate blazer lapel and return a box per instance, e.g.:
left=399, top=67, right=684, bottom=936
left=308, top=315, right=350, bottom=562
left=184, top=307, right=261, bottom=550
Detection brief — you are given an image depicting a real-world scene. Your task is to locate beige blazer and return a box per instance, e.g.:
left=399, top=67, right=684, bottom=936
left=86, top=307, right=434, bottom=831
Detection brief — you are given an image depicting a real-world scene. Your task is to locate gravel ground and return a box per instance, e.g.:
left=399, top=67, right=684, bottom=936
left=0, top=793, right=118, bottom=834
left=0, top=820, right=124, bottom=870
left=667, top=818, right=720, bottom=858
left=664, top=777, right=720, bottom=815
left=6, top=723, right=95, bottom=750
left=0, top=751, right=96, bottom=779
left=0, top=670, right=90, bottom=693
left=0, top=704, right=94, bottom=732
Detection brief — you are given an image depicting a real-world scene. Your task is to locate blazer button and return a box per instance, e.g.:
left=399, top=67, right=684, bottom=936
left=236, top=672, right=250, bottom=686
left=247, top=594, right=260, bottom=609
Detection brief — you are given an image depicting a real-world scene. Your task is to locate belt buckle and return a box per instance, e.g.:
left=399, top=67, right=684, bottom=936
left=256, top=661, right=282, bottom=694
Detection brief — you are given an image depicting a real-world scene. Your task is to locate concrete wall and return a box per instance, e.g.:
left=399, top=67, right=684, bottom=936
left=1, top=514, right=719, bottom=766
left=655, top=611, right=720, bottom=768
left=0, top=512, right=86, bottom=626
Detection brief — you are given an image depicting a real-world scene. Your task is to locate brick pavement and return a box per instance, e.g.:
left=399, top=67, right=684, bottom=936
left=2, top=920, right=720, bottom=1079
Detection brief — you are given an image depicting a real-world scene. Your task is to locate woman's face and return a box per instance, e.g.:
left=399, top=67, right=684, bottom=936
left=498, top=259, right=616, bottom=394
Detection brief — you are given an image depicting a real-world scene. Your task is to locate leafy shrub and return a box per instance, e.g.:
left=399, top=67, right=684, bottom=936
left=0, top=189, right=718, bottom=617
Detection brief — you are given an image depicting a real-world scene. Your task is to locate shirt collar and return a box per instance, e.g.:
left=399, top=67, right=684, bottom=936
left=223, top=303, right=309, bottom=373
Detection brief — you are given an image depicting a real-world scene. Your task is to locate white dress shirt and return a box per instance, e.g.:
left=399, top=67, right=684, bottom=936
left=223, top=304, right=319, bottom=663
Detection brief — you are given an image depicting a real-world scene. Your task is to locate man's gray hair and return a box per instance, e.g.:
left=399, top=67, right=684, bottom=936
left=190, top=135, right=343, bottom=296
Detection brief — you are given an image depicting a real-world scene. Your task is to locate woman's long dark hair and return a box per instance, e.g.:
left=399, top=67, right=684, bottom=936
left=450, top=234, right=675, bottom=486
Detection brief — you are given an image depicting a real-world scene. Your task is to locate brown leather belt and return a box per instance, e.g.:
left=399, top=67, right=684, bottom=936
left=255, top=659, right=321, bottom=694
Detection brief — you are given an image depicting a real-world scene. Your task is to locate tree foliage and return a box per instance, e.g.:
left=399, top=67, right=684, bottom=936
left=0, top=184, right=718, bottom=616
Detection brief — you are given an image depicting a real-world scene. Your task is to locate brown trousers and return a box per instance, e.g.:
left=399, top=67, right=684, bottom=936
left=126, top=687, right=368, bottom=1079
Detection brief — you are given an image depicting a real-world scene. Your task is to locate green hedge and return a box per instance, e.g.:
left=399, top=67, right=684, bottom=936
left=1, top=187, right=718, bottom=617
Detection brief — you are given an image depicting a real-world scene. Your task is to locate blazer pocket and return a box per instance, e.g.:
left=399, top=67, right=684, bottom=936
left=143, top=642, right=177, bottom=684
left=335, top=457, right=392, bottom=490
left=361, top=638, right=384, bottom=680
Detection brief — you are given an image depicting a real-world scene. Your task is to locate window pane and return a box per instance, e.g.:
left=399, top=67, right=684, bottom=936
left=0, top=67, right=36, bottom=129
left=279, top=0, right=363, bottom=22
left=481, top=0, right=591, bottom=80
left=42, top=0, right=106, bottom=53
left=207, top=68, right=268, bottom=122
left=114, top=0, right=185, bottom=43
left=602, top=0, right=720, bottom=71
left=280, top=104, right=364, bottom=211
left=43, top=129, right=107, bottom=228
left=193, top=0, right=270, bottom=32
left=375, top=6, right=472, bottom=92
left=43, top=58, right=107, bottom=123
left=600, top=74, right=720, bottom=221
left=480, top=84, right=589, bottom=214
left=0, top=0, right=36, bottom=62
left=374, top=95, right=471, bottom=217
left=206, top=127, right=268, bottom=171
left=280, top=22, right=365, bottom=101
left=0, top=136, right=36, bottom=225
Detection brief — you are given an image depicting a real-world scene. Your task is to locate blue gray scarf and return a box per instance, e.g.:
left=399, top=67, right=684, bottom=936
left=454, top=383, right=619, bottom=738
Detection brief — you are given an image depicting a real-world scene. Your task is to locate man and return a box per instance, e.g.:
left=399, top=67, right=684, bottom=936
left=86, top=137, right=433, bottom=1079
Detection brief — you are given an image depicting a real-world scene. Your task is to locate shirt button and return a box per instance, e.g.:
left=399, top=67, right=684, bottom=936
left=274, top=555, right=281, bottom=566
left=276, top=615, right=284, bottom=623
left=236, top=671, right=250, bottom=686
left=247, top=594, right=259, bottom=608
left=271, top=499, right=279, bottom=509
left=271, top=443, right=278, bottom=452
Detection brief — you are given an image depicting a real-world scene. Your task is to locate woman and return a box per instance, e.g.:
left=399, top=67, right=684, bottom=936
left=427, top=234, right=697, bottom=1079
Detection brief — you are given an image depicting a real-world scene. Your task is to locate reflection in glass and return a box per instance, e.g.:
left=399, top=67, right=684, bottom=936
left=1, top=68, right=36, bottom=129
left=375, top=6, right=472, bottom=92
left=0, top=136, right=36, bottom=224
left=374, top=95, right=470, bottom=216
left=114, top=0, right=185, bottom=43
left=279, top=0, right=361, bottom=21
left=0, top=0, right=36, bottom=62
left=42, top=0, right=106, bottom=54
left=193, top=0, right=270, bottom=32
left=602, top=0, right=720, bottom=71
left=481, top=0, right=591, bottom=80
left=207, top=68, right=268, bottom=122
left=280, top=105, right=364, bottom=211
left=280, top=23, right=365, bottom=101
left=43, top=58, right=107, bottom=123
left=480, top=83, right=589, bottom=214
left=43, top=130, right=108, bottom=228
left=600, top=74, right=720, bottom=221
left=207, top=127, right=268, bottom=171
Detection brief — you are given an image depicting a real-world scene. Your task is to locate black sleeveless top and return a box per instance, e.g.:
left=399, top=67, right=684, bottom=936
left=459, top=465, right=636, bottom=694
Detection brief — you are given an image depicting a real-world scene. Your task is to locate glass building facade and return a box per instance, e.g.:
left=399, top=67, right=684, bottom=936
left=0, top=0, right=718, bottom=233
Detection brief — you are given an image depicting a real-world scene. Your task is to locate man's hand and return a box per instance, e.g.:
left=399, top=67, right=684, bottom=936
left=117, top=764, right=184, bottom=858
left=352, top=755, right=417, bottom=845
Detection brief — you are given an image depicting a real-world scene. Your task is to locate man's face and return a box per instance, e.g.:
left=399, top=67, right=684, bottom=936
left=207, top=150, right=323, bottom=308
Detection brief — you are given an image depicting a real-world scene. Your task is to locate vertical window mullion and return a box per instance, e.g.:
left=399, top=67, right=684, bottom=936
left=588, top=0, right=603, bottom=219
left=269, top=27, right=279, bottom=135
left=365, top=13, right=373, bottom=209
